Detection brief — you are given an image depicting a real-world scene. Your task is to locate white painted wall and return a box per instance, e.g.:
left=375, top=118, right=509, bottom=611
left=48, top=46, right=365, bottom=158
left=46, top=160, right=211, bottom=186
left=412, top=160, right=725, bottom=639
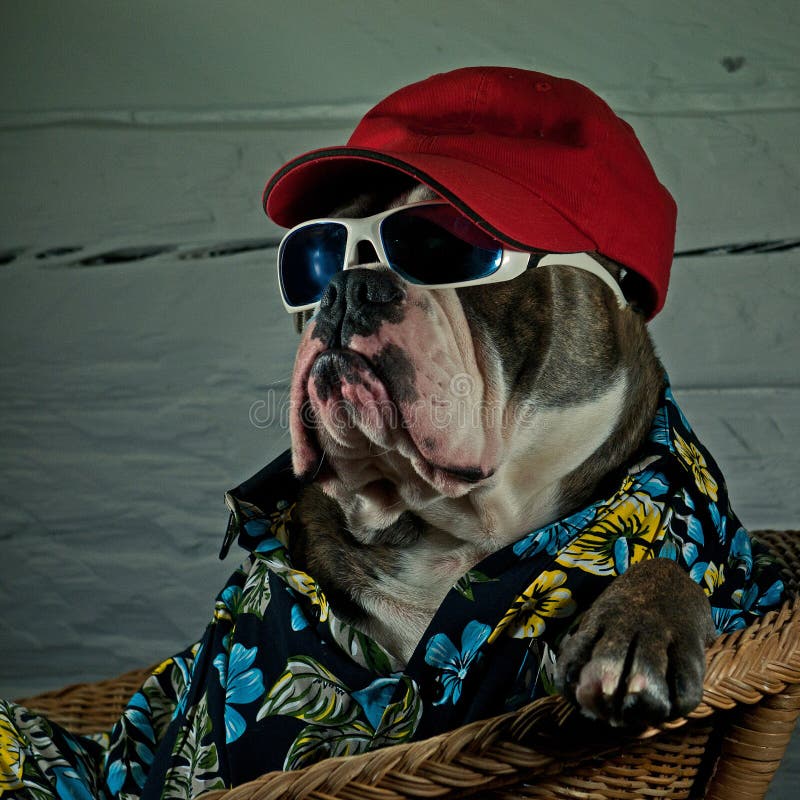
left=1, top=0, right=798, bottom=791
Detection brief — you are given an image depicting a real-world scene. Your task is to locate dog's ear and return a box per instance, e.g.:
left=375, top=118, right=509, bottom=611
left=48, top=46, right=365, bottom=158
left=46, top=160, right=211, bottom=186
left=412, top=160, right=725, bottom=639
left=618, top=269, right=653, bottom=316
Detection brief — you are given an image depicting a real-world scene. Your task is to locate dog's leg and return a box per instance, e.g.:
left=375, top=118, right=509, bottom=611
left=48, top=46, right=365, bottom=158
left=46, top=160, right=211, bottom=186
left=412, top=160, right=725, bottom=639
left=555, top=558, right=716, bottom=727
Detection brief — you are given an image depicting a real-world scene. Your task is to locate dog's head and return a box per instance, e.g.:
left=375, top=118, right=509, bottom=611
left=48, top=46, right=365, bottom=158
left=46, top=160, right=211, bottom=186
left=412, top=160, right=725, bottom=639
left=287, top=185, right=663, bottom=550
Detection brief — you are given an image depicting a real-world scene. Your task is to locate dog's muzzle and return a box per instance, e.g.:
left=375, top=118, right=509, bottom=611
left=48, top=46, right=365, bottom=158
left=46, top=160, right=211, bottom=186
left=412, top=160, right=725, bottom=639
left=290, top=267, right=500, bottom=505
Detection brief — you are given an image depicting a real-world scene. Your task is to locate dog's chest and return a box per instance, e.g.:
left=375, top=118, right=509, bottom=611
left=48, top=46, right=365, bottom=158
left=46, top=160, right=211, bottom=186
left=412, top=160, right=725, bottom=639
left=362, top=534, right=489, bottom=663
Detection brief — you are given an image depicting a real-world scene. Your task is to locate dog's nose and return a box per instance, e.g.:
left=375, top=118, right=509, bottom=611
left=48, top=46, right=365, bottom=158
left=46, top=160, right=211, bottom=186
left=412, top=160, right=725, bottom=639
left=317, top=269, right=406, bottom=346
left=322, top=268, right=405, bottom=309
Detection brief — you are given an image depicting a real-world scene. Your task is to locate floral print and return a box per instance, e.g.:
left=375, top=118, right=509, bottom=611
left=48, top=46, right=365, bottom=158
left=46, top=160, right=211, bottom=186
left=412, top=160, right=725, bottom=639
left=675, top=432, right=720, bottom=501
left=489, top=570, right=576, bottom=641
left=556, top=490, right=666, bottom=576
left=424, top=621, right=492, bottom=704
left=0, top=704, right=24, bottom=792
left=0, top=700, right=105, bottom=800
left=0, top=383, right=786, bottom=798
left=256, top=657, right=421, bottom=769
left=213, top=645, right=264, bottom=744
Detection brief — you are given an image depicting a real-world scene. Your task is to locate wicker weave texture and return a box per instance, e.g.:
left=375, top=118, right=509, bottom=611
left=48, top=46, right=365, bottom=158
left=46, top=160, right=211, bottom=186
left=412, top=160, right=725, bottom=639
left=16, top=530, right=800, bottom=800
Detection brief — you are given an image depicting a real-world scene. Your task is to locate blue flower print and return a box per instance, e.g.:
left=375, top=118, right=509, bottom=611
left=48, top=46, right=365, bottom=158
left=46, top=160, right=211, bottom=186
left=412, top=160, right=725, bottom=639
left=105, top=691, right=155, bottom=793
left=613, top=535, right=631, bottom=574
left=351, top=676, right=401, bottom=729
left=712, top=606, right=746, bottom=633
left=728, top=528, right=752, bottom=578
left=51, top=765, right=96, bottom=800
left=659, top=537, right=679, bottom=561
left=254, top=534, right=283, bottom=555
left=758, top=579, right=785, bottom=610
left=630, top=465, right=670, bottom=500
left=513, top=523, right=565, bottom=559
left=214, top=585, right=243, bottom=622
left=733, top=579, right=784, bottom=613
left=424, top=620, right=491, bottom=706
left=660, top=533, right=700, bottom=567
left=648, top=403, right=671, bottom=448
left=213, top=644, right=265, bottom=743
left=665, top=385, right=692, bottom=432
left=290, top=602, right=309, bottom=631
left=709, top=502, right=728, bottom=545
left=244, top=518, right=270, bottom=538
left=514, top=505, right=596, bottom=559
left=682, top=539, right=700, bottom=567
left=106, top=760, right=126, bottom=796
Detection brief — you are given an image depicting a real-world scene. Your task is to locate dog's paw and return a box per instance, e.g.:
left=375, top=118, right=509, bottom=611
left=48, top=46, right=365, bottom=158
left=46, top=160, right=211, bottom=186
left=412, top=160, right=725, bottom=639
left=555, top=558, right=716, bottom=728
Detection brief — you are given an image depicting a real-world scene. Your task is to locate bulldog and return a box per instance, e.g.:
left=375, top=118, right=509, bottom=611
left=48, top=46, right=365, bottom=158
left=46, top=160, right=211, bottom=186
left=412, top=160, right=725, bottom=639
left=2, top=69, right=785, bottom=800
left=284, top=183, right=716, bottom=728
left=222, top=70, right=781, bottom=768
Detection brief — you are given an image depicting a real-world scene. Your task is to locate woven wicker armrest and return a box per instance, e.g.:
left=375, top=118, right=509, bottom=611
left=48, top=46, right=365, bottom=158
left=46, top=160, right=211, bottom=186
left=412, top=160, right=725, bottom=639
left=17, top=530, right=800, bottom=800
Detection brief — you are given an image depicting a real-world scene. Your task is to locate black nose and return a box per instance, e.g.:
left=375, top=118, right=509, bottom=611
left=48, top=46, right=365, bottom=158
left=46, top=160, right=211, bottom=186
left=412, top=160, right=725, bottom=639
left=314, top=268, right=406, bottom=346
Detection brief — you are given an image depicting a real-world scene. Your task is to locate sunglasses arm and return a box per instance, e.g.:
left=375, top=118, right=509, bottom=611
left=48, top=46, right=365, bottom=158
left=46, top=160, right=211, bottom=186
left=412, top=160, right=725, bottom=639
left=536, top=253, right=628, bottom=309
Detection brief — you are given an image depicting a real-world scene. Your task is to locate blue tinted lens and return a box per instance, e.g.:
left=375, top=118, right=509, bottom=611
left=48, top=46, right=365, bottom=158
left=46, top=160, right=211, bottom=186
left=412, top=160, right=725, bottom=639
left=279, top=223, right=347, bottom=307
left=380, top=206, right=503, bottom=285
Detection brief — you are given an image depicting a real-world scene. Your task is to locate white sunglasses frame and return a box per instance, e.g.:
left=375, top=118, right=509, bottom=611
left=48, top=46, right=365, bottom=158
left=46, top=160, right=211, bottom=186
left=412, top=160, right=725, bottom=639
left=276, top=200, right=627, bottom=313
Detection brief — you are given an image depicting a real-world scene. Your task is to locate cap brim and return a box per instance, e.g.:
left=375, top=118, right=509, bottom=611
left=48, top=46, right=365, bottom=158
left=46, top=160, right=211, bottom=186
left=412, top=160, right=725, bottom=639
left=264, top=147, right=597, bottom=254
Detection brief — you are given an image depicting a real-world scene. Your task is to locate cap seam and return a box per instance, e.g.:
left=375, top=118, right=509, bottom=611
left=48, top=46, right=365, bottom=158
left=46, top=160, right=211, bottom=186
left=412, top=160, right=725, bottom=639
left=469, top=71, right=489, bottom=125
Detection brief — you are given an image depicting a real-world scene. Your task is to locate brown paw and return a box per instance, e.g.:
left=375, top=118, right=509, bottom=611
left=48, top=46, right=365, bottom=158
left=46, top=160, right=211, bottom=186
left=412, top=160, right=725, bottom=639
left=555, top=558, right=715, bottom=728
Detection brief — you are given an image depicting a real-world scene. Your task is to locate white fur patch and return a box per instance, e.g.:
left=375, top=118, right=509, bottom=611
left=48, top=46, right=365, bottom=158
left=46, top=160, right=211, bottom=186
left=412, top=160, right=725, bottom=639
left=417, top=373, right=629, bottom=548
left=360, top=374, right=629, bottom=662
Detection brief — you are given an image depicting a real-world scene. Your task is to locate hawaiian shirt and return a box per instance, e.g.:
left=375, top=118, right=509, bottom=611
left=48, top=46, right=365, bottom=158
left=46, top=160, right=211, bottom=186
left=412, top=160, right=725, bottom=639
left=0, top=383, right=785, bottom=799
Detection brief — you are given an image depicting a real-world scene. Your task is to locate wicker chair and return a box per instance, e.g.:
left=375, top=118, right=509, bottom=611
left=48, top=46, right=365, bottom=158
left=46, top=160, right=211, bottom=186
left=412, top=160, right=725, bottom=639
left=18, top=530, right=800, bottom=800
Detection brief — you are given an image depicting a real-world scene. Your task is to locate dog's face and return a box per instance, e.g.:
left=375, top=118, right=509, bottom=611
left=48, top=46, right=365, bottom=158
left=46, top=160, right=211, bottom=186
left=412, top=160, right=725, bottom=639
left=289, top=187, right=662, bottom=555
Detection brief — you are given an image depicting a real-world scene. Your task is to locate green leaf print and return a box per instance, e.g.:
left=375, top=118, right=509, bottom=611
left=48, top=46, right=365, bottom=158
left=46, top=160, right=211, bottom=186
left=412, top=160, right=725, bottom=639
left=372, top=677, right=422, bottom=747
left=26, top=785, right=55, bottom=800
left=455, top=569, right=496, bottom=601
left=283, top=720, right=373, bottom=771
left=326, top=616, right=394, bottom=674
left=279, top=676, right=422, bottom=769
left=240, top=558, right=272, bottom=619
left=360, top=634, right=392, bottom=674
left=256, top=656, right=359, bottom=727
left=141, top=649, right=198, bottom=742
left=161, top=696, right=224, bottom=800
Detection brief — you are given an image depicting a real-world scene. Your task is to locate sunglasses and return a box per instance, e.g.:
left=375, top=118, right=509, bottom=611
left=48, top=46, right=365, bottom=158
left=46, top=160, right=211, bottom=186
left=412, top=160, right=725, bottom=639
left=276, top=201, right=627, bottom=313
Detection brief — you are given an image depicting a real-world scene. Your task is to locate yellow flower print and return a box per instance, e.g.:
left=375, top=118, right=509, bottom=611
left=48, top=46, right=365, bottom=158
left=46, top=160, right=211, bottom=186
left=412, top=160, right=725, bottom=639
left=0, top=704, right=24, bottom=792
left=618, top=474, right=635, bottom=495
left=269, top=502, right=296, bottom=546
left=694, top=561, right=725, bottom=596
left=152, top=656, right=175, bottom=676
left=674, top=433, right=718, bottom=501
left=285, top=569, right=329, bottom=623
left=489, top=570, right=576, bottom=642
left=556, top=492, right=665, bottom=576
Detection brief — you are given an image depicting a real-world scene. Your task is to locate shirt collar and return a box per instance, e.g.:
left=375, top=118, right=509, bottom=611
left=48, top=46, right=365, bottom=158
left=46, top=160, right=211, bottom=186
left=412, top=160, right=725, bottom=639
left=220, top=448, right=301, bottom=559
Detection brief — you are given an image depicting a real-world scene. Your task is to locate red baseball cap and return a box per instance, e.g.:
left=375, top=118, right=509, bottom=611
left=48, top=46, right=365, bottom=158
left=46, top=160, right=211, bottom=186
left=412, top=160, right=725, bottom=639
left=263, top=67, right=677, bottom=317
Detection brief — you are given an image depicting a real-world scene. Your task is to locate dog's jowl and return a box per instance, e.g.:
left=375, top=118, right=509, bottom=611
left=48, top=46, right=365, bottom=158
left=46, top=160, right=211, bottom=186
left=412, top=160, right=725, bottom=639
left=11, top=68, right=785, bottom=798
